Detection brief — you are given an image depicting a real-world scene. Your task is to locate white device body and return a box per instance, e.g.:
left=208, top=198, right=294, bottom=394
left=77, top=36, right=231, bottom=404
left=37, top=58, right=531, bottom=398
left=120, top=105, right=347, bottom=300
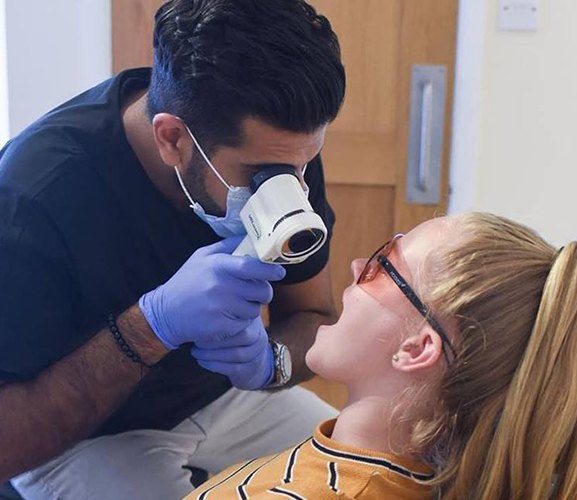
left=233, top=173, right=327, bottom=264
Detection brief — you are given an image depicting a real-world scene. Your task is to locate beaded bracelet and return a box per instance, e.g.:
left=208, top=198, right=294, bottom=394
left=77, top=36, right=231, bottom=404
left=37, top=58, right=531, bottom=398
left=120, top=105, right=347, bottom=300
left=107, top=314, right=153, bottom=368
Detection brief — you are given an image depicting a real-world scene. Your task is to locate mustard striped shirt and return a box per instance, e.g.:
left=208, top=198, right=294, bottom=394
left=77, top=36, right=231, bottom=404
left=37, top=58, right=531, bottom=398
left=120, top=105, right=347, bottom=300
left=187, top=419, right=434, bottom=499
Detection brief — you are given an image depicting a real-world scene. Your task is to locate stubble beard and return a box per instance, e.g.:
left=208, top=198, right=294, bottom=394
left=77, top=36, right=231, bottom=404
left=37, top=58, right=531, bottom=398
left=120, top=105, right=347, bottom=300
left=183, top=151, right=225, bottom=217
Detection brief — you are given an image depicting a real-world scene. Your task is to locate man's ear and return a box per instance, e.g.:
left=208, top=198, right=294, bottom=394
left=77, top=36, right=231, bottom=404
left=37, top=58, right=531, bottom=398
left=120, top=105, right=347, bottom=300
left=152, top=113, right=190, bottom=167
left=392, top=328, right=443, bottom=373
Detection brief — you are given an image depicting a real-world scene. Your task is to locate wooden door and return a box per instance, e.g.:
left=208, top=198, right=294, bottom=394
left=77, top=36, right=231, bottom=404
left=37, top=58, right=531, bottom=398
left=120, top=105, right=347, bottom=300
left=112, top=0, right=458, bottom=409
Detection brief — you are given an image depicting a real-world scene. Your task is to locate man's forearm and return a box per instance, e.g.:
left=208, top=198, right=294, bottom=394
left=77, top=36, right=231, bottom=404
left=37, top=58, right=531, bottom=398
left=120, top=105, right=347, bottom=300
left=0, top=305, right=167, bottom=483
left=268, top=309, right=337, bottom=386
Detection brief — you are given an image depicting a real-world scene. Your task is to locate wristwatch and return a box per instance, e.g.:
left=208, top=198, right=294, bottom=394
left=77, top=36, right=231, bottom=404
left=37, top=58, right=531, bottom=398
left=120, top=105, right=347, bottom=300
left=267, top=339, right=292, bottom=388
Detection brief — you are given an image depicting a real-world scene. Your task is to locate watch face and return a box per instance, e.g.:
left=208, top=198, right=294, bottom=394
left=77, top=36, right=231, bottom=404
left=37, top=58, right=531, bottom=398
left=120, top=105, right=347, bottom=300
left=270, top=341, right=292, bottom=387
left=280, top=345, right=292, bottom=378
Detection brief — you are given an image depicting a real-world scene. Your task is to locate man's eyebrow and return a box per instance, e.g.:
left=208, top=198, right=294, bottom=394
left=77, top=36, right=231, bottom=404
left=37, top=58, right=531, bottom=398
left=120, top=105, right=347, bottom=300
left=240, top=162, right=298, bottom=170
left=240, top=154, right=321, bottom=169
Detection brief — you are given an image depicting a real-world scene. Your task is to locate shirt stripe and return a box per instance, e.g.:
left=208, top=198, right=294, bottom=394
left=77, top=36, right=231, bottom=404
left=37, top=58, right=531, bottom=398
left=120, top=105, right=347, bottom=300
left=198, top=459, right=258, bottom=500
left=283, top=440, right=308, bottom=483
left=235, top=453, right=283, bottom=499
left=237, top=468, right=259, bottom=500
left=269, top=486, right=306, bottom=499
left=312, top=438, right=434, bottom=481
left=328, top=461, right=338, bottom=492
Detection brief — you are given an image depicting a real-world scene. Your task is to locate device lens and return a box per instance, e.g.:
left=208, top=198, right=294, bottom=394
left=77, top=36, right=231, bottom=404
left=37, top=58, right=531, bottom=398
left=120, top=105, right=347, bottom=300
left=286, top=229, right=324, bottom=255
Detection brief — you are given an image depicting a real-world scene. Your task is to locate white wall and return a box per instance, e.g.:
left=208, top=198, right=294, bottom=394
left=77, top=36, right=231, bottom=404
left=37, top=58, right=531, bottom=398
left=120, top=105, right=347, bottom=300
left=447, top=0, right=486, bottom=217
left=450, top=0, right=577, bottom=246
left=0, top=1, right=9, bottom=146
left=3, top=0, right=112, bottom=139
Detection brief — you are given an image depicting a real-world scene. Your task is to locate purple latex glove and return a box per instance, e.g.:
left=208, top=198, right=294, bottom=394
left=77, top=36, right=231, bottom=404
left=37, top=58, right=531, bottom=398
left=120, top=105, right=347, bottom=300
left=139, top=237, right=286, bottom=349
left=190, top=316, right=274, bottom=390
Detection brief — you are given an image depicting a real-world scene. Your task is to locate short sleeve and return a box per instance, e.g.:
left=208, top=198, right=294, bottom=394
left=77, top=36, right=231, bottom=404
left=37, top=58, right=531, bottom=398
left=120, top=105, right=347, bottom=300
left=0, top=192, right=79, bottom=380
left=281, top=154, right=336, bottom=284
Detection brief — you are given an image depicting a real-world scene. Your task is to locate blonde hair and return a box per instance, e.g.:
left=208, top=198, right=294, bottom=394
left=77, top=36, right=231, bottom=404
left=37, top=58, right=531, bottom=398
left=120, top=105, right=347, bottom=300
left=416, top=212, right=577, bottom=499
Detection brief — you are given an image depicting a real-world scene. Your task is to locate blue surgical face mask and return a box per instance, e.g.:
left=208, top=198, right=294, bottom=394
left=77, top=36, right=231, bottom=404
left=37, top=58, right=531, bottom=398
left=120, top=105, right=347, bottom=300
left=174, top=124, right=252, bottom=238
left=174, top=122, right=310, bottom=238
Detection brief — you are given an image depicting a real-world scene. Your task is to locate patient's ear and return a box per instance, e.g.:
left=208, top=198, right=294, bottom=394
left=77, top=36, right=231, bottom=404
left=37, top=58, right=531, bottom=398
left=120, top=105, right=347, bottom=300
left=392, top=328, right=443, bottom=373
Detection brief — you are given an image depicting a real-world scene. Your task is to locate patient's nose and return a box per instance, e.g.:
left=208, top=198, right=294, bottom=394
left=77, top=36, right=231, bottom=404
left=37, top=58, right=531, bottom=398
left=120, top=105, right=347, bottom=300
left=351, top=258, right=368, bottom=283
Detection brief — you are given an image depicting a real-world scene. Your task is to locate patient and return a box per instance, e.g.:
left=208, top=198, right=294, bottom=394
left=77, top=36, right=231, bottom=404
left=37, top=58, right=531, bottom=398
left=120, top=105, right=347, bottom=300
left=188, top=212, right=577, bottom=499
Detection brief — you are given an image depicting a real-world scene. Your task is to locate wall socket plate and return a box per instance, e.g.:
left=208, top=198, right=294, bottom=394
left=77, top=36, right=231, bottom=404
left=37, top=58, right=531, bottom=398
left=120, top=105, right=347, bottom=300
left=498, top=0, right=538, bottom=31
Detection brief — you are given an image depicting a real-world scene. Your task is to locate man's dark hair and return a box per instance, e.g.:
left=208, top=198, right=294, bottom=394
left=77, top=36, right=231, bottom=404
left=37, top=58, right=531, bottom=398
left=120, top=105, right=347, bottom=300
left=147, top=0, right=346, bottom=152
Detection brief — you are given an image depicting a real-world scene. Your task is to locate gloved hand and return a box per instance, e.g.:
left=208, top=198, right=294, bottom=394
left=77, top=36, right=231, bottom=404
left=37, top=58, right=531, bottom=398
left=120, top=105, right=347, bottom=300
left=190, top=316, right=274, bottom=390
left=139, top=237, right=286, bottom=350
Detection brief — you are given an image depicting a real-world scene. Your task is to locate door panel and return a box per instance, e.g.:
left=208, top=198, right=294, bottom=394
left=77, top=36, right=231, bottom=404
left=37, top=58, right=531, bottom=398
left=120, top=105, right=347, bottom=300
left=321, top=132, right=397, bottom=186
left=311, top=1, right=401, bottom=188
left=313, top=1, right=400, bottom=133
left=112, top=0, right=458, bottom=410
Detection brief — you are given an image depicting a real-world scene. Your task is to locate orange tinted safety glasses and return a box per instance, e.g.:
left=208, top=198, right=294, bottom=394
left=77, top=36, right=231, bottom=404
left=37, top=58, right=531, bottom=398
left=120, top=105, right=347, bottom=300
left=357, top=234, right=456, bottom=364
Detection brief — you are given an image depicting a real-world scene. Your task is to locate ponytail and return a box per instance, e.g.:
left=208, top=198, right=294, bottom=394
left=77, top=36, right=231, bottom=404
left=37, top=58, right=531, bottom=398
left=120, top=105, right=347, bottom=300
left=470, top=243, right=577, bottom=499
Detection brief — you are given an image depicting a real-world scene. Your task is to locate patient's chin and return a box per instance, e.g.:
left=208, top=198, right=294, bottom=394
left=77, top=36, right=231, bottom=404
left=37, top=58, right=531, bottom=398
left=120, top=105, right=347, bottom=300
left=304, top=344, right=316, bottom=371
left=304, top=342, right=322, bottom=376
left=305, top=339, right=333, bottom=380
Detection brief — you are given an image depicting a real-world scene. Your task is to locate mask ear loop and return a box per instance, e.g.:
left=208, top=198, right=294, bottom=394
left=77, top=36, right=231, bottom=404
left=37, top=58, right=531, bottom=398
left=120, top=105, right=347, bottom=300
left=180, top=120, right=239, bottom=192
left=297, top=163, right=309, bottom=193
left=174, top=166, right=199, bottom=210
